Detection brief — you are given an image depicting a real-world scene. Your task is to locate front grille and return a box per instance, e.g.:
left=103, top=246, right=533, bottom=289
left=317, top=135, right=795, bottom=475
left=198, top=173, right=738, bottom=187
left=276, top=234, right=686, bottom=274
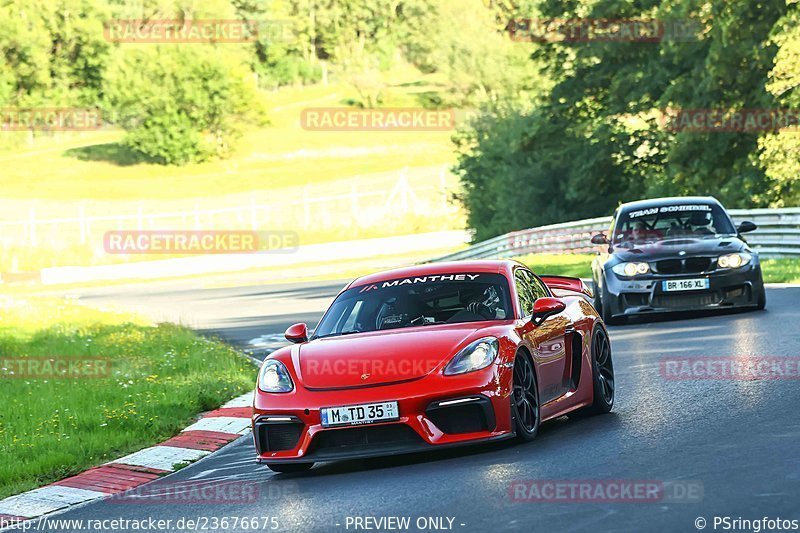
left=685, top=257, right=712, bottom=272
left=652, top=291, right=720, bottom=308
left=655, top=259, right=682, bottom=274
left=655, top=257, right=714, bottom=274
left=426, top=403, right=490, bottom=434
left=256, top=421, right=303, bottom=452
left=311, top=424, right=421, bottom=454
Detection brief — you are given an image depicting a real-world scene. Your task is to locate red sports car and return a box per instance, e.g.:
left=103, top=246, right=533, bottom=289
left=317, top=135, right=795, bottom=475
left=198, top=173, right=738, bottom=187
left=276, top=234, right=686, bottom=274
left=252, top=260, right=614, bottom=472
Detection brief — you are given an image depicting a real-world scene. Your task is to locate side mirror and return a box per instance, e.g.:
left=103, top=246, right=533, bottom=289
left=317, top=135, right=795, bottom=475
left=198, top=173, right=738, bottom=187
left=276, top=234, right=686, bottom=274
left=285, top=323, right=308, bottom=344
left=591, top=233, right=609, bottom=245
left=737, top=221, right=757, bottom=234
left=531, top=297, right=566, bottom=325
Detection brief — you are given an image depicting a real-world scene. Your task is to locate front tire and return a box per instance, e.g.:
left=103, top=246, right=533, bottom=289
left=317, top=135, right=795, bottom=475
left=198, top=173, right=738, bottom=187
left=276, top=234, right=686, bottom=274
left=511, top=351, right=540, bottom=442
left=755, top=281, right=766, bottom=310
left=266, top=462, right=314, bottom=473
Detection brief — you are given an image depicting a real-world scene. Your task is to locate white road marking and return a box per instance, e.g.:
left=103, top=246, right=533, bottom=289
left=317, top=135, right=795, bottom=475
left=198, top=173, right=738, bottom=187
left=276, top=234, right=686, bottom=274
left=0, top=486, right=106, bottom=518
left=184, top=417, right=252, bottom=435
left=112, top=446, right=211, bottom=471
left=222, top=391, right=255, bottom=408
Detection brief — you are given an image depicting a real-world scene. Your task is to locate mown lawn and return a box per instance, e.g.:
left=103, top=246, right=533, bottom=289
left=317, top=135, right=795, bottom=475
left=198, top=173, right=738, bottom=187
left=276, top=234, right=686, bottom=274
left=516, top=254, right=800, bottom=284
left=0, top=297, right=255, bottom=499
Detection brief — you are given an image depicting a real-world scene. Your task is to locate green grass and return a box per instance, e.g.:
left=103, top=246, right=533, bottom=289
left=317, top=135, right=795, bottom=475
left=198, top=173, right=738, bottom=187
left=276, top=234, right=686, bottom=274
left=516, top=254, right=594, bottom=279
left=515, top=254, right=800, bottom=284
left=0, top=297, right=255, bottom=499
left=761, top=258, right=800, bottom=283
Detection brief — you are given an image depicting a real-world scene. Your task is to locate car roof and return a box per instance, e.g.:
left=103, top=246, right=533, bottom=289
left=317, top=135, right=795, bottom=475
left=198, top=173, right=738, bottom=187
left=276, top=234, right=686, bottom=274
left=617, top=196, right=722, bottom=213
left=347, top=260, right=520, bottom=289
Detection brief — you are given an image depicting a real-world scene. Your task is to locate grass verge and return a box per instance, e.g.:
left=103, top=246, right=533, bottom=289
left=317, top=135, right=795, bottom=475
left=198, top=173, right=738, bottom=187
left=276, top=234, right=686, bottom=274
left=0, top=297, right=255, bottom=500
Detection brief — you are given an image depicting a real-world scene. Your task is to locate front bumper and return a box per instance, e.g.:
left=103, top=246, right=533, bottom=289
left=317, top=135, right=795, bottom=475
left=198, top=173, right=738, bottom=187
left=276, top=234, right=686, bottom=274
left=603, top=264, right=764, bottom=318
left=252, top=365, right=514, bottom=463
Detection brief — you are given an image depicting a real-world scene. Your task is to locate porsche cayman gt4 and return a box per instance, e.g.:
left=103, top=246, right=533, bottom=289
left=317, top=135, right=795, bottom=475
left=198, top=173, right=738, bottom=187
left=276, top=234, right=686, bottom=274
left=252, top=260, right=614, bottom=472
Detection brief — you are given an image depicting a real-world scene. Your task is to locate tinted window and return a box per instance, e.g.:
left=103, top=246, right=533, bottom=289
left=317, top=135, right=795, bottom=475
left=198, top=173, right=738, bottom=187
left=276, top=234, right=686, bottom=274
left=314, top=273, right=512, bottom=338
left=613, top=202, right=736, bottom=245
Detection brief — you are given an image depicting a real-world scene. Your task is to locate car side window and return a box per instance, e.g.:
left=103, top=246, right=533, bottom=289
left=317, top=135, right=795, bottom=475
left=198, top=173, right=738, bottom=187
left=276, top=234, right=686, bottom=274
left=515, top=270, right=536, bottom=317
left=526, top=271, right=550, bottom=300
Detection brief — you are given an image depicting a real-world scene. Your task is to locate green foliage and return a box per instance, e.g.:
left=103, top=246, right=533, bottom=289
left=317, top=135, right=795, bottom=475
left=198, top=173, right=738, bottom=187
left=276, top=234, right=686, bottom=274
left=104, top=46, right=260, bottom=164
left=456, top=0, right=797, bottom=240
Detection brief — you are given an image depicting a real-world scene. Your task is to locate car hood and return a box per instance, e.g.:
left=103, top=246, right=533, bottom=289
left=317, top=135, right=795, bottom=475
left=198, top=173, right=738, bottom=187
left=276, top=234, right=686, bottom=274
left=297, top=323, right=490, bottom=389
left=610, top=235, right=746, bottom=262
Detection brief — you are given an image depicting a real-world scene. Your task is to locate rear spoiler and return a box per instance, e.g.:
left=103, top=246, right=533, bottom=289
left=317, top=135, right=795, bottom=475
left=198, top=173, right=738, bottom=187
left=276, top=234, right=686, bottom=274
left=540, top=275, right=593, bottom=299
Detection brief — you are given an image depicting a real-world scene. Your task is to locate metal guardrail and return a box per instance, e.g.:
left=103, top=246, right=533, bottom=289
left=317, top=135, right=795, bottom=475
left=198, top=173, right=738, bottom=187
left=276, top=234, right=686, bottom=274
left=434, top=208, right=800, bottom=261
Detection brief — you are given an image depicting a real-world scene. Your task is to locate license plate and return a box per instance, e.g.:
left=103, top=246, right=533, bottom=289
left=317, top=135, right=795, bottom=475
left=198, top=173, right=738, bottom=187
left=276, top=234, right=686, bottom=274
left=320, top=401, right=399, bottom=427
left=662, top=278, right=709, bottom=292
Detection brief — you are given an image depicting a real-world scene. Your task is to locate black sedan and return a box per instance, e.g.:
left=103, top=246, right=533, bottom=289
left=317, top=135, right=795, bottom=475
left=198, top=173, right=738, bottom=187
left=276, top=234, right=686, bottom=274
left=590, top=197, right=766, bottom=324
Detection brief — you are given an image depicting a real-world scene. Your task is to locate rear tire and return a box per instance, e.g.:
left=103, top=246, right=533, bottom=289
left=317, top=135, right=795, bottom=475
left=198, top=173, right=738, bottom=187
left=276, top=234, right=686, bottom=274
left=511, top=351, right=540, bottom=442
left=574, top=326, right=615, bottom=416
left=266, top=462, right=314, bottom=473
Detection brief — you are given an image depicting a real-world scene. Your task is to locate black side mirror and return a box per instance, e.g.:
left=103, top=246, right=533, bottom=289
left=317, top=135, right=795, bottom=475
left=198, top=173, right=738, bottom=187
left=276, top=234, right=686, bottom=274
left=737, top=221, right=757, bottom=234
left=591, top=233, right=609, bottom=245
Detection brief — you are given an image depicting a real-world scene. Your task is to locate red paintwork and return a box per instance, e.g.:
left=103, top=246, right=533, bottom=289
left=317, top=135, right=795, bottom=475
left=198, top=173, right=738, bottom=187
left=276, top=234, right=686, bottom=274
left=540, top=275, right=593, bottom=298
left=532, top=296, right=567, bottom=316
left=253, top=260, right=605, bottom=462
left=284, top=322, right=308, bottom=343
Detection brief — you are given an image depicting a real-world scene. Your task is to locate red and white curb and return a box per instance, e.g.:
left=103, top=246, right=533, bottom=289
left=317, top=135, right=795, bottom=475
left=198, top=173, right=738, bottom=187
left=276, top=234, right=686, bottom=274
left=0, top=390, right=254, bottom=528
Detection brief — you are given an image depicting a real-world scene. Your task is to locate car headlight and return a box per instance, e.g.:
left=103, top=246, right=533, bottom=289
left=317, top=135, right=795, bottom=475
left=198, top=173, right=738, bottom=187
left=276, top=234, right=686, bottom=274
left=444, top=337, right=499, bottom=376
left=611, top=262, right=650, bottom=277
left=258, top=359, right=294, bottom=393
left=718, top=252, right=751, bottom=269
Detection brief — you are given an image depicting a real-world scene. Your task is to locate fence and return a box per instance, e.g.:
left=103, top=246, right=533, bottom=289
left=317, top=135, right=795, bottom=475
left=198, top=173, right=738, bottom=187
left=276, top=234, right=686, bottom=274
left=434, top=208, right=800, bottom=261
left=0, top=165, right=461, bottom=270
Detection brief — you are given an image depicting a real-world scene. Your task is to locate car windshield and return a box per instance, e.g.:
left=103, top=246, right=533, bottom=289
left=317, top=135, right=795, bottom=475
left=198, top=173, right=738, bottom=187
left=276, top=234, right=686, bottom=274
left=612, top=203, right=736, bottom=247
left=313, top=273, right=513, bottom=338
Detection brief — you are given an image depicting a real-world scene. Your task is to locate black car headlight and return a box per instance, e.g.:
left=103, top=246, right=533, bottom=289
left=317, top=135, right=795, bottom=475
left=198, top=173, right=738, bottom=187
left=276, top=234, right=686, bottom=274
left=258, top=360, right=294, bottom=393
left=611, top=262, right=650, bottom=277
left=718, top=252, right=752, bottom=269
left=444, top=337, right=499, bottom=376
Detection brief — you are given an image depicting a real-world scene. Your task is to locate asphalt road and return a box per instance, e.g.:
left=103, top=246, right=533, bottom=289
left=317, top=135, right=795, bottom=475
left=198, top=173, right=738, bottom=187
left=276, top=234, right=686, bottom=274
left=18, top=281, right=800, bottom=533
